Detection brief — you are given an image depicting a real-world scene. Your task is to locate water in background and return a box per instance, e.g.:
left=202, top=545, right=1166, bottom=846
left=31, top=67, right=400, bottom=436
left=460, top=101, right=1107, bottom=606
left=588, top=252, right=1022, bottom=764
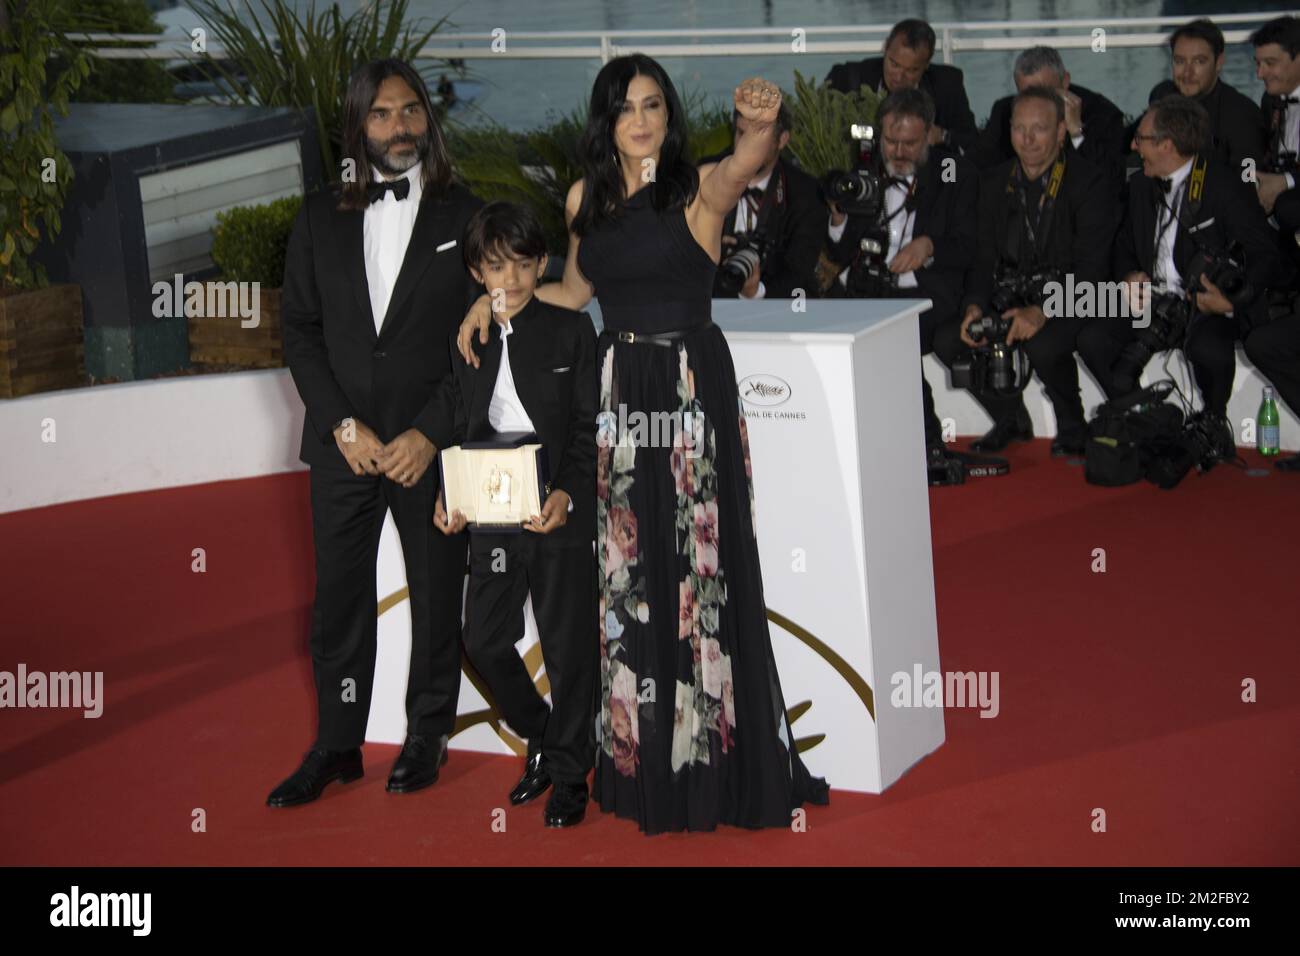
left=336, top=0, right=1298, bottom=131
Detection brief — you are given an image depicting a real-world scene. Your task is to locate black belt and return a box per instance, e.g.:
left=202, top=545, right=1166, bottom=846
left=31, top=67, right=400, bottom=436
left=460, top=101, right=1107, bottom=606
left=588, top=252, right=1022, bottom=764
left=607, top=320, right=713, bottom=347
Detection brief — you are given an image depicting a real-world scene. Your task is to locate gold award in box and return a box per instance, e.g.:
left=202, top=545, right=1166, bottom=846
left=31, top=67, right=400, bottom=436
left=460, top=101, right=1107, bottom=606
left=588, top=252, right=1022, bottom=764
left=438, top=431, right=550, bottom=531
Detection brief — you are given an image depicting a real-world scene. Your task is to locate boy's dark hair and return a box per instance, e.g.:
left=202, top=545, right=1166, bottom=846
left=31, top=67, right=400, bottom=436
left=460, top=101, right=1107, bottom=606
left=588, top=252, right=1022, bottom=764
left=462, top=201, right=548, bottom=272
left=1169, top=18, right=1225, bottom=59
left=1251, top=16, right=1300, bottom=57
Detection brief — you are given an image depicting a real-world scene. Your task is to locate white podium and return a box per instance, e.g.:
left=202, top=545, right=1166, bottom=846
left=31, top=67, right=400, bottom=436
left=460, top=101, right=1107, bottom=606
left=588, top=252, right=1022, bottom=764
left=369, top=298, right=946, bottom=794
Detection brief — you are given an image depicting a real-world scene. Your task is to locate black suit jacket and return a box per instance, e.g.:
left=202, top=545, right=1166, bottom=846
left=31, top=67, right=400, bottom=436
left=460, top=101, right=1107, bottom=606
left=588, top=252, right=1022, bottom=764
left=824, top=58, right=979, bottom=153
left=281, top=181, right=485, bottom=466
left=826, top=146, right=979, bottom=319
left=966, top=152, right=1118, bottom=313
left=436, top=295, right=597, bottom=541
left=1260, top=89, right=1298, bottom=169
left=701, top=153, right=825, bottom=298
left=1142, top=79, right=1265, bottom=174
left=1115, top=155, right=1291, bottom=326
left=973, top=84, right=1126, bottom=195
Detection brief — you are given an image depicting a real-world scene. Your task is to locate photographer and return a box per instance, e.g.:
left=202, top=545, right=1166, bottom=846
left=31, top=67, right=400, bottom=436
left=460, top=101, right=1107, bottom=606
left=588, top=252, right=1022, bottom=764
left=972, top=47, right=1126, bottom=197
left=825, top=18, right=978, bottom=153
left=703, top=100, right=825, bottom=300
left=1252, top=17, right=1300, bottom=251
left=1141, top=19, right=1264, bottom=176
left=1078, top=95, right=1291, bottom=457
left=824, top=88, right=979, bottom=455
left=935, top=87, right=1118, bottom=457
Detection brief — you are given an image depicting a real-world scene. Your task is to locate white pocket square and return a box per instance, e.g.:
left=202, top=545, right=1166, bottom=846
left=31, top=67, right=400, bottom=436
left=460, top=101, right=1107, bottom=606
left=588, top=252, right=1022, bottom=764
left=435, top=239, right=457, bottom=252
left=1188, top=218, right=1215, bottom=233
left=551, top=366, right=571, bottom=373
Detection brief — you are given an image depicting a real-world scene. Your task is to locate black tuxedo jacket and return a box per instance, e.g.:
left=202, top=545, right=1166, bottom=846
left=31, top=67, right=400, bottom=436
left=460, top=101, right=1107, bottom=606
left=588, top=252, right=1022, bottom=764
left=973, top=84, right=1126, bottom=195
left=1115, top=155, right=1291, bottom=325
left=1143, top=79, right=1264, bottom=174
left=826, top=146, right=979, bottom=319
left=436, top=295, right=597, bottom=541
left=281, top=180, right=485, bottom=466
left=966, top=151, right=1117, bottom=313
left=824, top=58, right=979, bottom=152
left=701, top=153, right=825, bottom=298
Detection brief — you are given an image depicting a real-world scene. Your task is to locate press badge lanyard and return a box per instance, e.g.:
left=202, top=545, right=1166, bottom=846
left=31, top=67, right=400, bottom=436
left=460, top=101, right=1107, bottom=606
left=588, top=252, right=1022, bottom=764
left=1152, top=155, right=1208, bottom=287
left=1005, top=154, right=1066, bottom=268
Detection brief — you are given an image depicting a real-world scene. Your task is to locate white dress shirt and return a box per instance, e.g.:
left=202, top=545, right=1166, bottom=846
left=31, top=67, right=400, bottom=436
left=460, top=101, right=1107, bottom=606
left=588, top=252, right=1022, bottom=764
left=826, top=173, right=918, bottom=289
left=363, top=162, right=423, bottom=336
left=488, top=317, right=537, bottom=434
left=1154, top=157, right=1194, bottom=296
left=487, top=305, right=573, bottom=512
left=1283, top=82, right=1300, bottom=189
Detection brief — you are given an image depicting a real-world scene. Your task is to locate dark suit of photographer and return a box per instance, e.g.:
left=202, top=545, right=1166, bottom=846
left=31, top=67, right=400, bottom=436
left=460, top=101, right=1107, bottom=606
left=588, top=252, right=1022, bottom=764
left=703, top=146, right=824, bottom=301
left=823, top=90, right=978, bottom=451
left=935, top=88, right=1118, bottom=456
left=1078, top=98, right=1291, bottom=446
left=1252, top=18, right=1300, bottom=248
left=971, top=47, right=1126, bottom=200
left=701, top=99, right=825, bottom=301
left=825, top=19, right=978, bottom=153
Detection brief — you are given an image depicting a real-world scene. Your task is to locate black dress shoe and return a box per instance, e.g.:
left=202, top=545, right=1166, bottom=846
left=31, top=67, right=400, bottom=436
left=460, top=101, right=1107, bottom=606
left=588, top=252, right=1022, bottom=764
left=1274, top=452, right=1300, bottom=472
left=543, top=781, right=588, bottom=828
left=971, top=409, right=1032, bottom=452
left=266, top=748, right=363, bottom=807
left=1050, top=424, right=1087, bottom=458
left=509, top=741, right=552, bottom=805
left=386, top=733, right=448, bottom=794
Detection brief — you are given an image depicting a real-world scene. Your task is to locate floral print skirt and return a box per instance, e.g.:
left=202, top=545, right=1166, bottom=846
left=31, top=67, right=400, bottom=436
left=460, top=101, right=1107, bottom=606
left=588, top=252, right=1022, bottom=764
left=593, top=322, right=830, bottom=834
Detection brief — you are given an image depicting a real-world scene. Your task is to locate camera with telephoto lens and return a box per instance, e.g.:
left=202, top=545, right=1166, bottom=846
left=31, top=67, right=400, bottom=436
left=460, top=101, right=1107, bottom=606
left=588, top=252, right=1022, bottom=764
left=950, top=267, right=1057, bottom=396
left=1111, top=245, right=1248, bottom=395
left=822, top=123, right=885, bottom=219
left=717, top=231, right=772, bottom=296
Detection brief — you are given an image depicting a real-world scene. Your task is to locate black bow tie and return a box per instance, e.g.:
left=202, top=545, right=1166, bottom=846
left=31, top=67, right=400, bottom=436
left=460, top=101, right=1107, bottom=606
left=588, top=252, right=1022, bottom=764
left=743, top=186, right=765, bottom=202
left=367, top=177, right=411, bottom=204
left=1156, top=177, right=1172, bottom=193
left=1282, top=96, right=1300, bottom=105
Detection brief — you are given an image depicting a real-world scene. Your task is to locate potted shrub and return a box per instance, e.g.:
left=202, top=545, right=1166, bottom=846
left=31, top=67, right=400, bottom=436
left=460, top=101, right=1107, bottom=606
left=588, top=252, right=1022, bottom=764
left=187, top=194, right=301, bottom=369
left=0, top=0, right=92, bottom=398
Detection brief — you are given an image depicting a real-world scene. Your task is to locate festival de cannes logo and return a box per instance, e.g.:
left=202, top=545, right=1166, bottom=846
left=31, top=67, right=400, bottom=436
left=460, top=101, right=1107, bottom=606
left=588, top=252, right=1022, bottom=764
left=377, top=591, right=874, bottom=757
left=738, top=374, right=791, bottom=407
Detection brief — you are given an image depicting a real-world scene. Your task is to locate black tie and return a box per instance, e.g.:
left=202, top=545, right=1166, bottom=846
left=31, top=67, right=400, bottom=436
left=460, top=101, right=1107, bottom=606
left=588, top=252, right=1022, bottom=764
left=1156, top=177, right=1172, bottom=194
left=743, top=186, right=765, bottom=203
left=367, top=177, right=411, bottom=204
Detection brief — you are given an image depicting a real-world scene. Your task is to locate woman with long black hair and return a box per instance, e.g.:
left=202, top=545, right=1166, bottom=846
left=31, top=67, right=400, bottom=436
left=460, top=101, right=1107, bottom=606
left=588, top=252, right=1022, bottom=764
left=456, top=54, right=829, bottom=833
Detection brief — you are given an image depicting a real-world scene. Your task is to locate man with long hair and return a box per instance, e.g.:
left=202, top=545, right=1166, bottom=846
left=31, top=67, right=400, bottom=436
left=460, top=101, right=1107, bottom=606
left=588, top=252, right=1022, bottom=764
left=268, top=59, right=484, bottom=806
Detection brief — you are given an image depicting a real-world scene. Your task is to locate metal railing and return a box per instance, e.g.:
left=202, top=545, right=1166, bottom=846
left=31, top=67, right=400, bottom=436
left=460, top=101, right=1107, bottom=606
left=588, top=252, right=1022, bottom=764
left=72, top=11, right=1298, bottom=64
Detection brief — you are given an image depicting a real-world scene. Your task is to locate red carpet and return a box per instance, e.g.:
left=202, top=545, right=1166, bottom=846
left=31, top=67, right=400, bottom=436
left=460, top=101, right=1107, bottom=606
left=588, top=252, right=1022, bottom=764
left=1, top=442, right=1296, bottom=866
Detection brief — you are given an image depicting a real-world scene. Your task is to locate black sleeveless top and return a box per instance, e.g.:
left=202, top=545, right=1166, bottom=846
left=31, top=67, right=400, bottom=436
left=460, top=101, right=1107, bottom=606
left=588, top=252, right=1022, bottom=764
left=576, top=184, right=718, bottom=335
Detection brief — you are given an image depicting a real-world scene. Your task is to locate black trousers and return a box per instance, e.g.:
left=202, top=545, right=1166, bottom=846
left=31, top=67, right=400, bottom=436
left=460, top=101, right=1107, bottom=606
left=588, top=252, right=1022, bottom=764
left=307, top=457, right=467, bottom=751
left=918, top=301, right=951, bottom=447
left=1078, top=313, right=1239, bottom=415
left=462, top=532, right=597, bottom=786
left=1244, top=310, right=1300, bottom=415
left=934, top=314, right=1089, bottom=431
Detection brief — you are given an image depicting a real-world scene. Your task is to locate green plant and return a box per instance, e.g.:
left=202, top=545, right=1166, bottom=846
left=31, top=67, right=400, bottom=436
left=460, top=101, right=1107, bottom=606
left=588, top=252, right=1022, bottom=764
left=66, top=0, right=175, bottom=104
left=188, top=0, right=456, bottom=179
left=210, top=194, right=302, bottom=287
left=784, top=68, right=881, bottom=180
left=0, top=0, right=92, bottom=291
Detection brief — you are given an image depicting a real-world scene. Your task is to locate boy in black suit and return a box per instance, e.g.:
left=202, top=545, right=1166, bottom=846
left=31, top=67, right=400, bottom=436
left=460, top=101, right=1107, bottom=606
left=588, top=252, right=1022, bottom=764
left=433, top=202, right=598, bottom=827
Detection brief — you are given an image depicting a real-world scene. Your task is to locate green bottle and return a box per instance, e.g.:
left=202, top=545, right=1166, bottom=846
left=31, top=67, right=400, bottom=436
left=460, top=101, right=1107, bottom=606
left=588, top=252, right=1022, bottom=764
left=1258, top=386, right=1280, bottom=456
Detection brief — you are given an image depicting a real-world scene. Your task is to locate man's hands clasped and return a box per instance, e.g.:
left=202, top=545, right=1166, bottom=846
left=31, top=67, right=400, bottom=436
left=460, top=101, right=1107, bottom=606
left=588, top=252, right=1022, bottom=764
left=333, top=418, right=436, bottom=488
